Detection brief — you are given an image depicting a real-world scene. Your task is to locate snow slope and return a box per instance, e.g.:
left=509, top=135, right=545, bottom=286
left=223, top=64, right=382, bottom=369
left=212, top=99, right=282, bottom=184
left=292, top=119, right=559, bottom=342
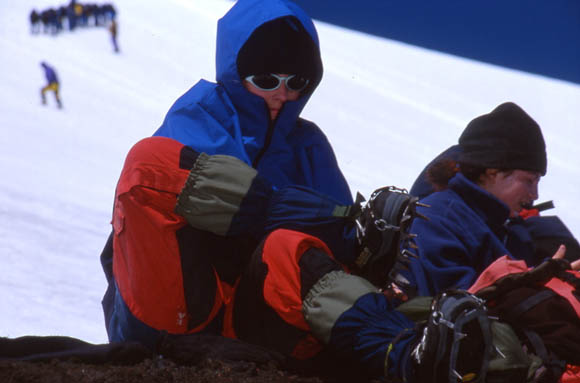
left=1, top=0, right=579, bottom=344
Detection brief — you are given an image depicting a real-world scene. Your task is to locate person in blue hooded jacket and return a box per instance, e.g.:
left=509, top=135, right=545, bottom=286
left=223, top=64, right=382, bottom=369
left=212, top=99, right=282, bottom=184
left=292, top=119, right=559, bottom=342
left=100, top=0, right=354, bottom=350
left=397, top=102, right=570, bottom=297
left=153, top=0, right=349, bottom=197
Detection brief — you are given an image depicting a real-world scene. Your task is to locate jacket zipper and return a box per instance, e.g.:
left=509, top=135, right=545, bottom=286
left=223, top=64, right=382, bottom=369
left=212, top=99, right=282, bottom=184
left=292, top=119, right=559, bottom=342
left=252, top=117, right=275, bottom=168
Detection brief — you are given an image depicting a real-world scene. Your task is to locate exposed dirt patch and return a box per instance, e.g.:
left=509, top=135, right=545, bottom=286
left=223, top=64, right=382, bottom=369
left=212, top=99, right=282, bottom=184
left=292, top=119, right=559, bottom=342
left=0, top=358, right=328, bottom=383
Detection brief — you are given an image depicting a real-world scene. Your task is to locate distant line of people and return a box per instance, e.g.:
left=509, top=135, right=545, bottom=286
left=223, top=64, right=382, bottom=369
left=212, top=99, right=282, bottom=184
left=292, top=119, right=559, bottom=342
left=34, top=1, right=121, bottom=109
left=29, top=0, right=116, bottom=35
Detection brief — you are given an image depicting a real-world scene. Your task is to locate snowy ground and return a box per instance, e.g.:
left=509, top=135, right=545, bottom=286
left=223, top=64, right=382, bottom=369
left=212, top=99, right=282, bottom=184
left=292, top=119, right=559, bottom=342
left=1, top=0, right=579, bottom=344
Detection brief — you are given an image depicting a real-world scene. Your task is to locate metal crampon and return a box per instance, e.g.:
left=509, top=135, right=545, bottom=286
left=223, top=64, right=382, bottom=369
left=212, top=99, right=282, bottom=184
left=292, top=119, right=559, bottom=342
left=354, top=186, right=429, bottom=289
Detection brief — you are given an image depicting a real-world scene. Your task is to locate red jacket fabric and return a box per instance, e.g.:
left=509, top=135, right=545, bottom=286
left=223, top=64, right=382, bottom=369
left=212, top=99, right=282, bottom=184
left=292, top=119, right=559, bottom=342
left=469, top=256, right=580, bottom=381
left=112, top=137, right=240, bottom=335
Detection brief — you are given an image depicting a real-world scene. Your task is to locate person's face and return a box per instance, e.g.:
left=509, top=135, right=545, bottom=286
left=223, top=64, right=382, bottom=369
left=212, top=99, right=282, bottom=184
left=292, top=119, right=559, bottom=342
left=243, top=74, right=301, bottom=120
left=479, top=169, right=541, bottom=217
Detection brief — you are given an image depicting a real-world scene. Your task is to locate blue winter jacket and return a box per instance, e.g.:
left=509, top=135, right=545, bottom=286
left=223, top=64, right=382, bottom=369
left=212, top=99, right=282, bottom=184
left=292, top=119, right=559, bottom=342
left=306, top=173, right=517, bottom=380
left=410, top=145, right=580, bottom=267
left=402, top=172, right=515, bottom=296
left=153, top=0, right=352, bottom=204
left=103, top=0, right=354, bottom=350
left=41, top=63, right=58, bottom=84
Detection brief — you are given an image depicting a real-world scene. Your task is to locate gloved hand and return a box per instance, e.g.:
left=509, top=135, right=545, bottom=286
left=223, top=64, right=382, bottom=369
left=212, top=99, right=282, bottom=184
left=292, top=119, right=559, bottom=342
left=474, top=257, right=571, bottom=302
left=157, top=333, right=285, bottom=366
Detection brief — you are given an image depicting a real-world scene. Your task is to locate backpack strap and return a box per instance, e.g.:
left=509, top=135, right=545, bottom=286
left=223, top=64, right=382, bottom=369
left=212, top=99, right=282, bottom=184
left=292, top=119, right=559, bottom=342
left=524, top=329, right=549, bottom=361
left=523, top=329, right=567, bottom=379
left=504, top=289, right=556, bottom=322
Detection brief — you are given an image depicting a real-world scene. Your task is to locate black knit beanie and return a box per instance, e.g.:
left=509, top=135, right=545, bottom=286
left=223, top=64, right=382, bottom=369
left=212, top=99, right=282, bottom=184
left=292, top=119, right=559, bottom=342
left=237, top=16, right=320, bottom=81
left=458, top=102, right=547, bottom=175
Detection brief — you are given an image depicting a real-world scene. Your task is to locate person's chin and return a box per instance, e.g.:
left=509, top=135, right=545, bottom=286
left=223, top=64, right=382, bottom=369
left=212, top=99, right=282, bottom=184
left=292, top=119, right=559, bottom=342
left=510, top=206, right=523, bottom=217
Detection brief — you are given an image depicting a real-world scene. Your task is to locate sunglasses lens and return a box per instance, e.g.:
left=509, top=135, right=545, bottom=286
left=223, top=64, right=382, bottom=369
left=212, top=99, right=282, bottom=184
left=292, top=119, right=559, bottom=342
left=286, top=75, right=309, bottom=91
left=251, top=74, right=280, bottom=90
left=247, top=74, right=311, bottom=92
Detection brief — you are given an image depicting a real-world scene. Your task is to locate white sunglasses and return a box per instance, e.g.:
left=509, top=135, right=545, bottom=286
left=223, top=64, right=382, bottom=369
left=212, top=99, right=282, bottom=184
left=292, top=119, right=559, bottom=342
left=245, top=73, right=310, bottom=92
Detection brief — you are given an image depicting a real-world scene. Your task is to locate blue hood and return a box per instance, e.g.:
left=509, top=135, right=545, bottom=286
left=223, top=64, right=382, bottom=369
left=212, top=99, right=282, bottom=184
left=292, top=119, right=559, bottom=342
left=215, top=0, right=323, bottom=139
left=154, top=0, right=351, bottom=204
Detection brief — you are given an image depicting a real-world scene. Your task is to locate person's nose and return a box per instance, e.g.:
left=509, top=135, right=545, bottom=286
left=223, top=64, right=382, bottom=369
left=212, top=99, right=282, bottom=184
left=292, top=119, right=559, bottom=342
left=273, top=84, right=290, bottom=102
left=530, top=181, right=539, bottom=201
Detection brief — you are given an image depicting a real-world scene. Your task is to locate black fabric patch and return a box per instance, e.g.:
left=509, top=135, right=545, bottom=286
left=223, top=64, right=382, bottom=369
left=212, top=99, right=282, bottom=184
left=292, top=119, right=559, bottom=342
left=100, top=231, right=115, bottom=327
left=179, top=145, right=200, bottom=170
left=227, top=172, right=272, bottom=237
left=176, top=225, right=256, bottom=331
left=210, top=235, right=258, bottom=285
left=175, top=225, right=219, bottom=331
left=0, top=336, right=152, bottom=364
left=298, top=247, right=342, bottom=300
left=234, top=240, right=308, bottom=355
left=100, top=231, right=114, bottom=284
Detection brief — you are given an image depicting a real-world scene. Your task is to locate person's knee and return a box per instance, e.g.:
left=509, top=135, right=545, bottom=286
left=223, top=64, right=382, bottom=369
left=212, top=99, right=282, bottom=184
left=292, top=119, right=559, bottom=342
left=125, top=136, right=185, bottom=168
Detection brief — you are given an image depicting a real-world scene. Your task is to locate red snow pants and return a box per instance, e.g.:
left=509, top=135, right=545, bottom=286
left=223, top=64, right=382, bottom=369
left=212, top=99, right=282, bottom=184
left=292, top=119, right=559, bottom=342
left=233, top=228, right=344, bottom=359
left=111, top=137, right=252, bottom=338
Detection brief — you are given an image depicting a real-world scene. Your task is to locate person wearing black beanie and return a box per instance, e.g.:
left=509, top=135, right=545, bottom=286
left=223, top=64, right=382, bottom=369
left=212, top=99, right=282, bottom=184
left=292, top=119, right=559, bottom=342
left=236, top=16, right=321, bottom=121
left=424, top=102, right=547, bottom=218
left=237, top=17, right=321, bottom=86
left=397, top=102, right=562, bottom=297
left=100, top=0, right=353, bottom=357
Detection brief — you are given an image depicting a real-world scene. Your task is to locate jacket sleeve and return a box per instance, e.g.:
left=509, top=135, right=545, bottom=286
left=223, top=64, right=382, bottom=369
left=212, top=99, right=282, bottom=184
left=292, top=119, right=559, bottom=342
left=401, top=199, right=503, bottom=296
left=174, top=151, right=358, bottom=262
left=303, top=271, right=417, bottom=379
left=288, top=118, right=353, bottom=205
left=174, top=152, right=265, bottom=236
left=154, top=81, right=252, bottom=164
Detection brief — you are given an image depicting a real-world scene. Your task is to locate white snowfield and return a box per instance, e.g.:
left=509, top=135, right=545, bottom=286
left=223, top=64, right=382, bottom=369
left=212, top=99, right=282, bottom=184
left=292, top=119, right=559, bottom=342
left=1, top=0, right=578, bottom=344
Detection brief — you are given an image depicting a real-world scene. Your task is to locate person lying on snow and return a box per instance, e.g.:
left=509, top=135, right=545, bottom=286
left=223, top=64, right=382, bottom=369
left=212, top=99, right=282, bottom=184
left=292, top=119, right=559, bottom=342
left=408, top=111, right=580, bottom=270
left=393, top=102, right=580, bottom=297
